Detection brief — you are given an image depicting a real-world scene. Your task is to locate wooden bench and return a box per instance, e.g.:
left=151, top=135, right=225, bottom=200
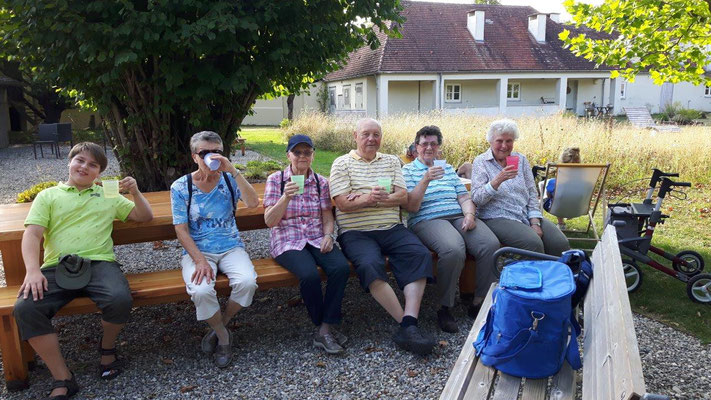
left=440, top=227, right=670, bottom=400
left=0, top=185, right=478, bottom=390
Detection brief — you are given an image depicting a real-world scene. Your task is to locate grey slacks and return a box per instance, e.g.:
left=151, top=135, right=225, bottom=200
left=481, top=217, right=570, bottom=257
left=411, top=216, right=500, bottom=306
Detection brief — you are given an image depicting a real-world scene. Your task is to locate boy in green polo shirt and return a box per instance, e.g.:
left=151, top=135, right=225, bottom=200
left=14, top=142, right=153, bottom=399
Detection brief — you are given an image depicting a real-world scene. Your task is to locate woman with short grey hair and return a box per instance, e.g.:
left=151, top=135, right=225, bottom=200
left=471, top=119, right=569, bottom=256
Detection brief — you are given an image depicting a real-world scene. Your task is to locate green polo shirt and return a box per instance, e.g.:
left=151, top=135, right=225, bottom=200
left=24, top=183, right=135, bottom=269
left=329, top=150, right=406, bottom=233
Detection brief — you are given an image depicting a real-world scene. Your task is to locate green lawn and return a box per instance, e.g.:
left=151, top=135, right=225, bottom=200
left=241, top=126, right=711, bottom=343
left=239, top=127, right=340, bottom=176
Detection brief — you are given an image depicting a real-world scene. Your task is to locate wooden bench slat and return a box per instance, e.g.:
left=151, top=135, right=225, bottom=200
left=439, top=283, right=496, bottom=400
left=462, top=361, right=496, bottom=400
left=549, top=362, right=575, bottom=400
left=600, top=231, right=646, bottom=400
left=521, top=378, right=547, bottom=400
left=492, top=373, right=521, bottom=399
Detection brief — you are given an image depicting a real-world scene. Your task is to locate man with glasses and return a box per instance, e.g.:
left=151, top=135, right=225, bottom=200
left=170, top=131, right=259, bottom=368
left=329, top=118, right=436, bottom=355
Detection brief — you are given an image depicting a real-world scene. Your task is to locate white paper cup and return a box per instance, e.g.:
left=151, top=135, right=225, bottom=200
left=204, top=153, right=220, bottom=171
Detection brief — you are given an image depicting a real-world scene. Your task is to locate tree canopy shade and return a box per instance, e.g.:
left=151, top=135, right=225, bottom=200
left=560, top=0, right=711, bottom=86
left=0, top=1, right=403, bottom=190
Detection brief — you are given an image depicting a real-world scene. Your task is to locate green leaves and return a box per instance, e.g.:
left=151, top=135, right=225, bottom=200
left=561, top=0, right=711, bottom=86
left=1, top=0, right=403, bottom=189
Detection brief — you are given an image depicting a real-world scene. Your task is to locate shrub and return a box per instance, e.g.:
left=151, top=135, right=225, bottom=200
left=240, top=160, right=285, bottom=180
left=279, top=118, right=291, bottom=129
left=17, top=181, right=58, bottom=203
left=672, top=109, right=702, bottom=125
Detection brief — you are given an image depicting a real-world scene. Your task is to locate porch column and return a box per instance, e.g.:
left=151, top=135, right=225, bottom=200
left=497, top=77, right=508, bottom=115
left=377, top=75, right=389, bottom=118
left=435, top=78, right=441, bottom=110
left=609, top=78, right=620, bottom=115
left=556, top=77, right=568, bottom=111
left=0, top=88, right=10, bottom=149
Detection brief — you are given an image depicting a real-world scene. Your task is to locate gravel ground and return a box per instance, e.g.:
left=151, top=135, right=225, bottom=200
left=0, top=144, right=709, bottom=400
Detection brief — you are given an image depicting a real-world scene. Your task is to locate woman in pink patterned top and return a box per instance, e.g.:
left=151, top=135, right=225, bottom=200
left=263, top=135, right=351, bottom=354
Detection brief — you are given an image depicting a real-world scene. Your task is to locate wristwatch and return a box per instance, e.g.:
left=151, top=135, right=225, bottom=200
left=530, top=221, right=541, bottom=226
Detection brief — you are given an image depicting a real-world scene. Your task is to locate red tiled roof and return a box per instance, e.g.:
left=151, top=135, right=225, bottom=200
left=326, top=1, right=612, bottom=81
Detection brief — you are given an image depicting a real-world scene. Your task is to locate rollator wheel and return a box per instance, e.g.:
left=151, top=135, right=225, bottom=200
left=687, top=274, right=711, bottom=304
left=622, top=260, right=643, bottom=292
left=673, top=250, right=705, bottom=276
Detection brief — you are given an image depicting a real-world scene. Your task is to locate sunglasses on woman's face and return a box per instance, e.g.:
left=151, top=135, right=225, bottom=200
left=196, top=149, right=223, bottom=158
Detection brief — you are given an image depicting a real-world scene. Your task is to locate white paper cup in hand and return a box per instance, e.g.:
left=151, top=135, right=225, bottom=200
left=204, top=153, right=220, bottom=171
left=433, top=159, right=446, bottom=167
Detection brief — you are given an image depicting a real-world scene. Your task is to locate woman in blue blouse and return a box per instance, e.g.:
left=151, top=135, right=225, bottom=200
left=402, top=126, right=500, bottom=333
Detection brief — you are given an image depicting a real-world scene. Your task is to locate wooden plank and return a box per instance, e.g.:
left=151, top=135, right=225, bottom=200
left=0, top=314, right=29, bottom=389
left=491, top=373, right=521, bottom=400
left=600, top=230, right=646, bottom=399
left=462, top=362, right=496, bottom=400
left=440, top=283, right=496, bottom=400
left=589, top=236, right=615, bottom=400
left=521, top=378, right=547, bottom=400
left=549, top=362, right=575, bottom=400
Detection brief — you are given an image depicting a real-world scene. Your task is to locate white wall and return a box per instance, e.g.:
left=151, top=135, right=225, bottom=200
left=387, top=81, right=436, bottom=114
left=618, top=75, right=711, bottom=113
left=507, top=79, right=558, bottom=106
left=243, top=83, right=322, bottom=126
left=442, top=79, right=498, bottom=109
left=366, top=76, right=377, bottom=117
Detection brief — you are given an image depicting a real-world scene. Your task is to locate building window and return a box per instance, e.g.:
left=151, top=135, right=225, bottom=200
left=445, top=84, right=461, bottom=102
left=355, top=83, right=364, bottom=109
left=328, top=86, right=336, bottom=108
left=705, top=86, right=711, bottom=97
left=620, top=82, right=627, bottom=99
left=342, top=84, right=351, bottom=109
left=507, top=83, right=520, bottom=101
left=337, top=94, right=344, bottom=109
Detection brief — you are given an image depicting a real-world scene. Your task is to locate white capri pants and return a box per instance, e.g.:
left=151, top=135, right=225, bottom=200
left=181, top=246, right=258, bottom=321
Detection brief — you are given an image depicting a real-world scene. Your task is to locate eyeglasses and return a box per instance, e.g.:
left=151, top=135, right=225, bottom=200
left=291, top=150, right=314, bottom=157
left=417, top=142, right=440, bottom=148
left=196, top=149, right=223, bottom=158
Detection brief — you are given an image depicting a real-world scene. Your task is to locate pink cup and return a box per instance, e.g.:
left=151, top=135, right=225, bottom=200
left=506, top=155, right=519, bottom=170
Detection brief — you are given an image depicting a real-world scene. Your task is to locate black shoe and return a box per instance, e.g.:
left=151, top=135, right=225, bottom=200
left=437, top=308, right=459, bottom=333
left=392, top=325, right=436, bottom=355
left=467, top=302, right=482, bottom=319
left=47, top=372, right=79, bottom=400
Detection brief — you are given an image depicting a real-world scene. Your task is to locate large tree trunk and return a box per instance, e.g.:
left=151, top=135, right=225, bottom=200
left=100, top=65, right=259, bottom=191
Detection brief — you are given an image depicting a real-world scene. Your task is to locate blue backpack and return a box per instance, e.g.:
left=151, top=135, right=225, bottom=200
left=473, top=259, right=583, bottom=379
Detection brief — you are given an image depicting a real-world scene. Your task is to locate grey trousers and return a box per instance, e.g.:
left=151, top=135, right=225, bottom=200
left=482, top=217, right=570, bottom=257
left=411, top=216, right=500, bottom=306
left=14, top=261, right=133, bottom=340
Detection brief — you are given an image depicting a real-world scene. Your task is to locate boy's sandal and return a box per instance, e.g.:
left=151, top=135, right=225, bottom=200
left=47, top=372, right=79, bottom=400
left=98, top=346, right=123, bottom=380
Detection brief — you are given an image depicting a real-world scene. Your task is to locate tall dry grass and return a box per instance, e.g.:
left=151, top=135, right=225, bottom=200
left=285, top=111, right=711, bottom=188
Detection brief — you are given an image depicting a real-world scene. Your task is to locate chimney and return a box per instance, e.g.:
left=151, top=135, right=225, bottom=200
left=467, top=10, right=485, bottom=42
left=528, top=14, right=547, bottom=42
left=549, top=13, right=560, bottom=23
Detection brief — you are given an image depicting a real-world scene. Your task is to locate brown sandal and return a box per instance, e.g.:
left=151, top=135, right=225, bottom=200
left=47, top=372, right=78, bottom=399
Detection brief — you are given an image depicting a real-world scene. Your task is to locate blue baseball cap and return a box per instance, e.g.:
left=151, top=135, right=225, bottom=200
left=286, top=134, right=314, bottom=152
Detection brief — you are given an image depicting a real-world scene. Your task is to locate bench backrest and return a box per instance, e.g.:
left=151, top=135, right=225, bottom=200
left=545, top=163, right=609, bottom=219
left=583, top=227, right=646, bottom=400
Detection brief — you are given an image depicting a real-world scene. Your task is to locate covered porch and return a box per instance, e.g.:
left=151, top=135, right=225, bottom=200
left=376, top=72, right=619, bottom=118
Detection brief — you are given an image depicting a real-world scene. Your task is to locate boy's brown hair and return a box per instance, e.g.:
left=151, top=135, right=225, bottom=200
left=560, top=147, right=581, bottom=164
left=68, top=142, right=108, bottom=172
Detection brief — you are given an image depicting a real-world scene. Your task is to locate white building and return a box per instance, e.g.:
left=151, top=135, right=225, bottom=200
left=324, top=1, right=711, bottom=118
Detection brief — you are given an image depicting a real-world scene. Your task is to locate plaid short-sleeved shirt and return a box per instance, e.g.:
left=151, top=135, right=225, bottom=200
left=263, top=168, right=332, bottom=258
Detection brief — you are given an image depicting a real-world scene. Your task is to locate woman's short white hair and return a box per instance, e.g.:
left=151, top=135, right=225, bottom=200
left=486, top=119, right=520, bottom=142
